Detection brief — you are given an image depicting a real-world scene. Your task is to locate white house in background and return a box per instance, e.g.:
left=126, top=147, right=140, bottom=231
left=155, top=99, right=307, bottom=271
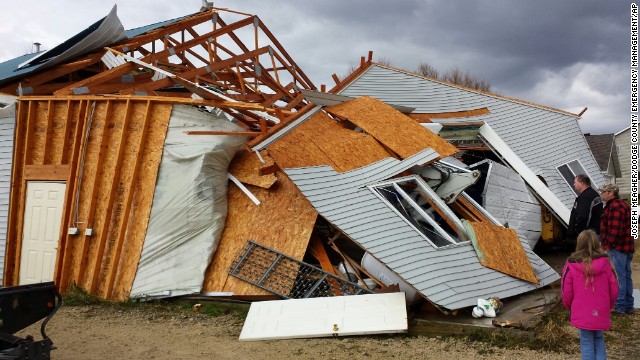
left=334, top=64, right=605, bottom=227
left=614, top=126, right=631, bottom=201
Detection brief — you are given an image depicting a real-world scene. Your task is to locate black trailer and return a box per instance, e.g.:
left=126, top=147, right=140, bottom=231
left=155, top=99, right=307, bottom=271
left=0, top=282, right=61, bottom=359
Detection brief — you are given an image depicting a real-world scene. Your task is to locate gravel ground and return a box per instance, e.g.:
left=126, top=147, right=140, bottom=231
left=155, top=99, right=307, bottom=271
left=17, top=302, right=639, bottom=360
left=14, top=245, right=640, bottom=359
left=16, top=305, right=536, bottom=359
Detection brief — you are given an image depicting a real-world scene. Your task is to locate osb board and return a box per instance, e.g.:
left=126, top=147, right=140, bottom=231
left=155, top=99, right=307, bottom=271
left=112, top=102, right=172, bottom=300
left=202, top=171, right=318, bottom=295
left=4, top=99, right=172, bottom=301
left=265, top=118, right=340, bottom=171
left=325, top=96, right=459, bottom=160
left=228, top=149, right=278, bottom=189
left=93, top=101, right=171, bottom=300
left=468, top=221, right=538, bottom=284
left=267, top=111, right=393, bottom=173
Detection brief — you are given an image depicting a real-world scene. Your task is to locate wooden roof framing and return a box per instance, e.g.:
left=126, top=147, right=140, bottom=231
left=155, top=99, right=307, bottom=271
left=0, top=8, right=315, bottom=131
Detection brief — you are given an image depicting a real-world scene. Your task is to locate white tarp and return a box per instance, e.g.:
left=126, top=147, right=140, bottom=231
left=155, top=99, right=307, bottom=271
left=239, top=293, right=408, bottom=341
left=130, top=105, right=248, bottom=298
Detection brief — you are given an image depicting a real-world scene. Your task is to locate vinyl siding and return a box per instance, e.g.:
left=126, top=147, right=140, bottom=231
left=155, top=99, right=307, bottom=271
left=0, top=104, right=16, bottom=285
left=339, top=65, right=605, bottom=210
left=285, top=150, right=559, bottom=310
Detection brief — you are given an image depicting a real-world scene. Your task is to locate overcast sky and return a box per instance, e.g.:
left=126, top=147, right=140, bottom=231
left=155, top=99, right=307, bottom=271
left=0, top=0, right=630, bottom=134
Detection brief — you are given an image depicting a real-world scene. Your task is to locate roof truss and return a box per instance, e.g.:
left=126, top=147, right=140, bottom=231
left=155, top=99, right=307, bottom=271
left=1, top=8, right=315, bottom=130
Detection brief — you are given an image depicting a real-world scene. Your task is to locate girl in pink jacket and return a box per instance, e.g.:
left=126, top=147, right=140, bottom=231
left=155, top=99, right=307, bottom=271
left=562, top=229, right=619, bottom=360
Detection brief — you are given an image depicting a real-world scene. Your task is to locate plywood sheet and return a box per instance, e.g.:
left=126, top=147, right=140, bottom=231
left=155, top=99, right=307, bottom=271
left=265, top=118, right=339, bottom=171
left=325, top=96, right=458, bottom=159
left=202, top=171, right=318, bottom=295
left=267, top=111, right=393, bottom=172
left=228, top=149, right=278, bottom=189
left=467, top=221, right=538, bottom=284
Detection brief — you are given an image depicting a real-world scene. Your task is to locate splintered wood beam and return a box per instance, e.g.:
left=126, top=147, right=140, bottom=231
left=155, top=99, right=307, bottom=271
left=309, top=236, right=344, bottom=295
left=184, top=130, right=260, bottom=137
left=326, top=242, right=366, bottom=286
left=283, top=92, right=305, bottom=111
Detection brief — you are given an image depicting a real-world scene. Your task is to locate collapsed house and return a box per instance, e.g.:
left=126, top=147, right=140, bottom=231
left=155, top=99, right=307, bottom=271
left=325, top=61, right=606, bottom=248
left=0, top=5, right=566, bottom=313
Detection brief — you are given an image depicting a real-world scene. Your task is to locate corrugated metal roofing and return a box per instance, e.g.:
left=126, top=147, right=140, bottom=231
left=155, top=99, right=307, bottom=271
left=0, top=5, right=126, bottom=89
left=285, top=150, right=559, bottom=310
left=125, top=14, right=191, bottom=38
left=338, top=65, right=605, bottom=210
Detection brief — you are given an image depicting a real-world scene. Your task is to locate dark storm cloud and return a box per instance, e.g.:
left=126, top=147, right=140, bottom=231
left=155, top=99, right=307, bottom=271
left=0, top=0, right=632, bottom=133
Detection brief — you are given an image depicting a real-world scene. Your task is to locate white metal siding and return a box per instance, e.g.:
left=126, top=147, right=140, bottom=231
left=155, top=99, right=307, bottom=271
left=285, top=151, right=559, bottom=310
left=0, top=104, right=16, bottom=285
left=339, top=65, right=605, bottom=210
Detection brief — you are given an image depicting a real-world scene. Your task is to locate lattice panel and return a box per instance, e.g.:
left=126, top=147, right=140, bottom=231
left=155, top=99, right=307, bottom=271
left=228, top=241, right=372, bottom=299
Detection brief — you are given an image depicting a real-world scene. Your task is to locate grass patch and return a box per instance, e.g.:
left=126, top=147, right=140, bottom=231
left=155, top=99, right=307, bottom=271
left=463, top=305, right=577, bottom=353
left=62, top=285, right=249, bottom=320
left=62, top=284, right=108, bottom=306
left=177, top=301, right=250, bottom=319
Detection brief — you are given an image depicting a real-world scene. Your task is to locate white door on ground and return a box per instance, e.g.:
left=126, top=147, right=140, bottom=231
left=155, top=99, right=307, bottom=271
left=19, top=181, right=66, bottom=285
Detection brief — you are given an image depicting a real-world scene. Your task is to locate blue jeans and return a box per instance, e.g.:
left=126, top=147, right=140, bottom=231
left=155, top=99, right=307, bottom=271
left=609, top=249, right=634, bottom=313
left=579, top=329, right=606, bottom=360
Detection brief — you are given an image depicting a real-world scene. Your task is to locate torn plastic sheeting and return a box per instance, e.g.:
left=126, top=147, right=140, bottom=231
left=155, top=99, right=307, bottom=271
left=130, top=105, right=248, bottom=298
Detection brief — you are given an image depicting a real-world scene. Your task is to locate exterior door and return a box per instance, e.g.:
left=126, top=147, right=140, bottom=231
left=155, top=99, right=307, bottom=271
left=19, top=181, right=66, bottom=285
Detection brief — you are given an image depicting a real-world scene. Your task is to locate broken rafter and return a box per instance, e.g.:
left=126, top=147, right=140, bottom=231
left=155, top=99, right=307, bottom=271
left=184, top=130, right=260, bottom=137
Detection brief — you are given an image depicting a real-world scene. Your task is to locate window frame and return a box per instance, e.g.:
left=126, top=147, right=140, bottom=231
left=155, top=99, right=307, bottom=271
left=556, top=159, right=594, bottom=196
left=368, top=175, right=470, bottom=250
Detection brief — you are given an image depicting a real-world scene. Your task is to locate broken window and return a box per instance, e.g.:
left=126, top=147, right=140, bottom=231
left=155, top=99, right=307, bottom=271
left=370, top=175, right=469, bottom=249
left=556, top=159, right=592, bottom=195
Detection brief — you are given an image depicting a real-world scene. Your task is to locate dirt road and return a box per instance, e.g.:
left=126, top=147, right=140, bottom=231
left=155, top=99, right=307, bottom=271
left=14, top=248, right=640, bottom=359
left=20, top=304, right=584, bottom=360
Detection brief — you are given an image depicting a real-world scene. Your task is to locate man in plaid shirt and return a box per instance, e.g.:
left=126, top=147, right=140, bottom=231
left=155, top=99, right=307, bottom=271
left=599, top=183, right=635, bottom=314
